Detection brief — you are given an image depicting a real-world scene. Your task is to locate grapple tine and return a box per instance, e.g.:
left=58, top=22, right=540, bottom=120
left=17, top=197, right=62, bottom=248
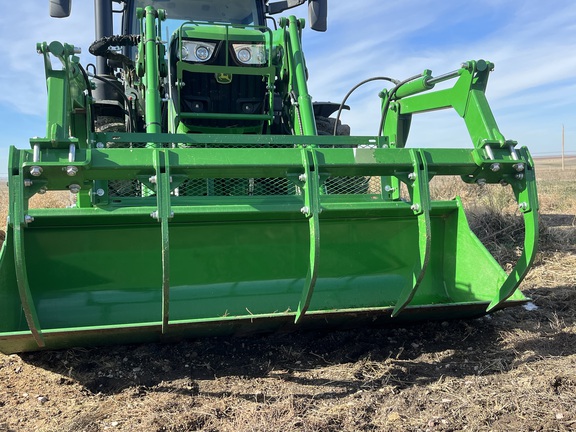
left=295, top=148, right=321, bottom=324
left=487, top=147, right=539, bottom=312
left=391, top=149, right=432, bottom=318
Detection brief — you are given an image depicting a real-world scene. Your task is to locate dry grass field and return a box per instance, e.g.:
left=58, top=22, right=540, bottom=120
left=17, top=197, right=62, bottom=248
left=0, top=158, right=575, bottom=431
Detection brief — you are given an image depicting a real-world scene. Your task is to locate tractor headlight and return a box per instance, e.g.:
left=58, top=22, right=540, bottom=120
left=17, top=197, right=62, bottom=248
left=179, top=41, right=216, bottom=63
left=232, top=43, right=266, bottom=65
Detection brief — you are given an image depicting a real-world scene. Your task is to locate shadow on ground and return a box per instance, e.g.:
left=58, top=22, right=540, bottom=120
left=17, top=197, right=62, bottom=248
left=18, top=283, right=576, bottom=401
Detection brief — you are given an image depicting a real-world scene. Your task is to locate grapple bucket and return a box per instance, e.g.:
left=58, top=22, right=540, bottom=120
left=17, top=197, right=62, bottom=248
left=0, top=33, right=538, bottom=352
left=0, top=134, right=538, bottom=354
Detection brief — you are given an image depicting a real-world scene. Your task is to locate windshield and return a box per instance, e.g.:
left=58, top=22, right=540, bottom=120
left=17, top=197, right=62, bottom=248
left=135, top=0, right=264, bottom=26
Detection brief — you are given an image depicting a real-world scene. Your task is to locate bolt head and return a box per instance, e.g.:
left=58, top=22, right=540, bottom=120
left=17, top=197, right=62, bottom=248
left=490, top=163, right=501, bottom=172
left=96, top=188, right=105, bottom=197
left=513, top=163, right=525, bottom=172
left=29, top=166, right=43, bottom=177
left=24, top=179, right=33, bottom=187
left=300, top=206, right=310, bottom=214
left=476, top=178, right=487, bottom=186
left=38, top=187, right=47, bottom=195
left=408, top=172, right=417, bottom=181
left=96, top=142, right=105, bottom=149
left=519, top=202, right=528, bottom=210
left=25, top=215, right=34, bottom=223
left=410, top=203, right=420, bottom=212
left=298, top=174, right=307, bottom=182
left=150, top=211, right=159, bottom=219
left=149, top=175, right=157, bottom=184
left=515, top=173, right=524, bottom=180
left=499, top=180, right=509, bottom=187
left=65, top=166, right=78, bottom=176
left=69, top=184, right=81, bottom=194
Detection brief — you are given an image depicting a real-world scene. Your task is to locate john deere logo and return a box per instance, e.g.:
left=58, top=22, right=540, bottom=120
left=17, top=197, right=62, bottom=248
left=216, top=73, right=233, bottom=84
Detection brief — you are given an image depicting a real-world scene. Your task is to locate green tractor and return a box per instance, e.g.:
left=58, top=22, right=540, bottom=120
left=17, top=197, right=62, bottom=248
left=0, top=0, right=538, bottom=353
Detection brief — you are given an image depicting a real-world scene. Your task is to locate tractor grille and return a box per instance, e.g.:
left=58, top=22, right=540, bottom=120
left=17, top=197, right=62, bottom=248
left=180, top=70, right=267, bottom=129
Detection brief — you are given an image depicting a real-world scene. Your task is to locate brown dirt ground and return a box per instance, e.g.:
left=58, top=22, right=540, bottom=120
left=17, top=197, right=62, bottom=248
left=1, top=160, right=575, bottom=432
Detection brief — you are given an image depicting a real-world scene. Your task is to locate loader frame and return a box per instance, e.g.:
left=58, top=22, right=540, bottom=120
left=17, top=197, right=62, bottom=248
left=0, top=6, right=538, bottom=353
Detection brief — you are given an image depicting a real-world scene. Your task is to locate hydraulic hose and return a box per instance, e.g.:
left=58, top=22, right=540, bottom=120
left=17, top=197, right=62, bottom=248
left=90, top=74, right=137, bottom=133
left=333, top=76, right=399, bottom=136
left=378, top=73, right=424, bottom=137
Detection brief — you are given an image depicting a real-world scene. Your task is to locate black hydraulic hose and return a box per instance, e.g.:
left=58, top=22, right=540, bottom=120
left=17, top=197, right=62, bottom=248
left=90, top=74, right=137, bottom=133
left=77, top=63, right=95, bottom=131
left=377, top=73, right=424, bottom=137
left=89, top=35, right=140, bottom=68
left=333, top=77, right=399, bottom=136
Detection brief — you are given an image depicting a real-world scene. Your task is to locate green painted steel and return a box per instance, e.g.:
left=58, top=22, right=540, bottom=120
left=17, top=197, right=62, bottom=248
left=0, top=4, right=540, bottom=353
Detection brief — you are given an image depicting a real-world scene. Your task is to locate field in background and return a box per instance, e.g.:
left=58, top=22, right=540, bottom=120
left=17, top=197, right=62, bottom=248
left=0, top=158, right=575, bottom=431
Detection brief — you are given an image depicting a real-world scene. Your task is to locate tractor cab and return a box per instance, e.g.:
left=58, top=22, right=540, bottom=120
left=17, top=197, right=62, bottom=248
left=135, top=0, right=267, bottom=27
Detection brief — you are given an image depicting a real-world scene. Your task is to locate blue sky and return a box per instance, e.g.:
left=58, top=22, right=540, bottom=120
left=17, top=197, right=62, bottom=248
left=0, top=1, right=575, bottom=175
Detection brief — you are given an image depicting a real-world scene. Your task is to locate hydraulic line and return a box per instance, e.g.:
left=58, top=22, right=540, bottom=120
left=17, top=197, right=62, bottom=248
left=333, top=76, right=399, bottom=136
left=378, top=73, right=424, bottom=137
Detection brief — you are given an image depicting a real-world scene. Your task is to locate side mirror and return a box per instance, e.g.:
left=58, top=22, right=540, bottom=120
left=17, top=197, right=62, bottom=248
left=49, top=0, right=72, bottom=18
left=308, top=0, right=327, bottom=32
left=268, top=0, right=306, bottom=15
left=268, top=0, right=328, bottom=32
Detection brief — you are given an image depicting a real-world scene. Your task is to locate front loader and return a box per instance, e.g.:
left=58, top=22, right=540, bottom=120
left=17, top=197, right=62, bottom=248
left=0, top=0, right=538, bottom=353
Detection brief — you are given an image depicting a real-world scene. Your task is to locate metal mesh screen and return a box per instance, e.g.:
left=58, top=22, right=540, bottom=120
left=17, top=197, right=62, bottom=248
left=324, top=176, right=372, bottom=195
left=108, top=180, right=143, bottom=198
left=176, top=178, right=297, bottom=196
left=107, top=176, right=383, bottom=198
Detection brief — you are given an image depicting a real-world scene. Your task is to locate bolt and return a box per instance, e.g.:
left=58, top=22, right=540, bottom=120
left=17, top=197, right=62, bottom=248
left=513, top=163, right=525, bottom=172
left=65, top=166, right=78, bottom=176
left=69, top=184, right=81, bottom=194
left=25, top=215, right=34, bottom=224
left=499, top=180, right=509, bottom=187
left=150, top=211, right=159, bottom=219
left=408, top=172, right=417, bottom=181
left=515, top=173, right=524, bottom=180
left=96, top=142, right=105, bottom=149
left=38, top=187, right=47, bottom=195
left=300, top=206, right=310, bottom=214
left=384, top=185, right=395, bottom=192
left=149, top=175, right=157, bottom=184
left=96, top=188, right=105, bottom=197
left=476, top=178, right=487, bottom=186
left=411, top=203, right=420, bottom=212
left=298, top=174, right=307, bottom=182
left=29, top=166, right=43, bottom=177
left=519, top=202, right=528, bottom=210
left=490, top=163, right=501, bottom=172
left=24, top=179, right=33, bottom=187
left=169, top=211, right=175, bottom=218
